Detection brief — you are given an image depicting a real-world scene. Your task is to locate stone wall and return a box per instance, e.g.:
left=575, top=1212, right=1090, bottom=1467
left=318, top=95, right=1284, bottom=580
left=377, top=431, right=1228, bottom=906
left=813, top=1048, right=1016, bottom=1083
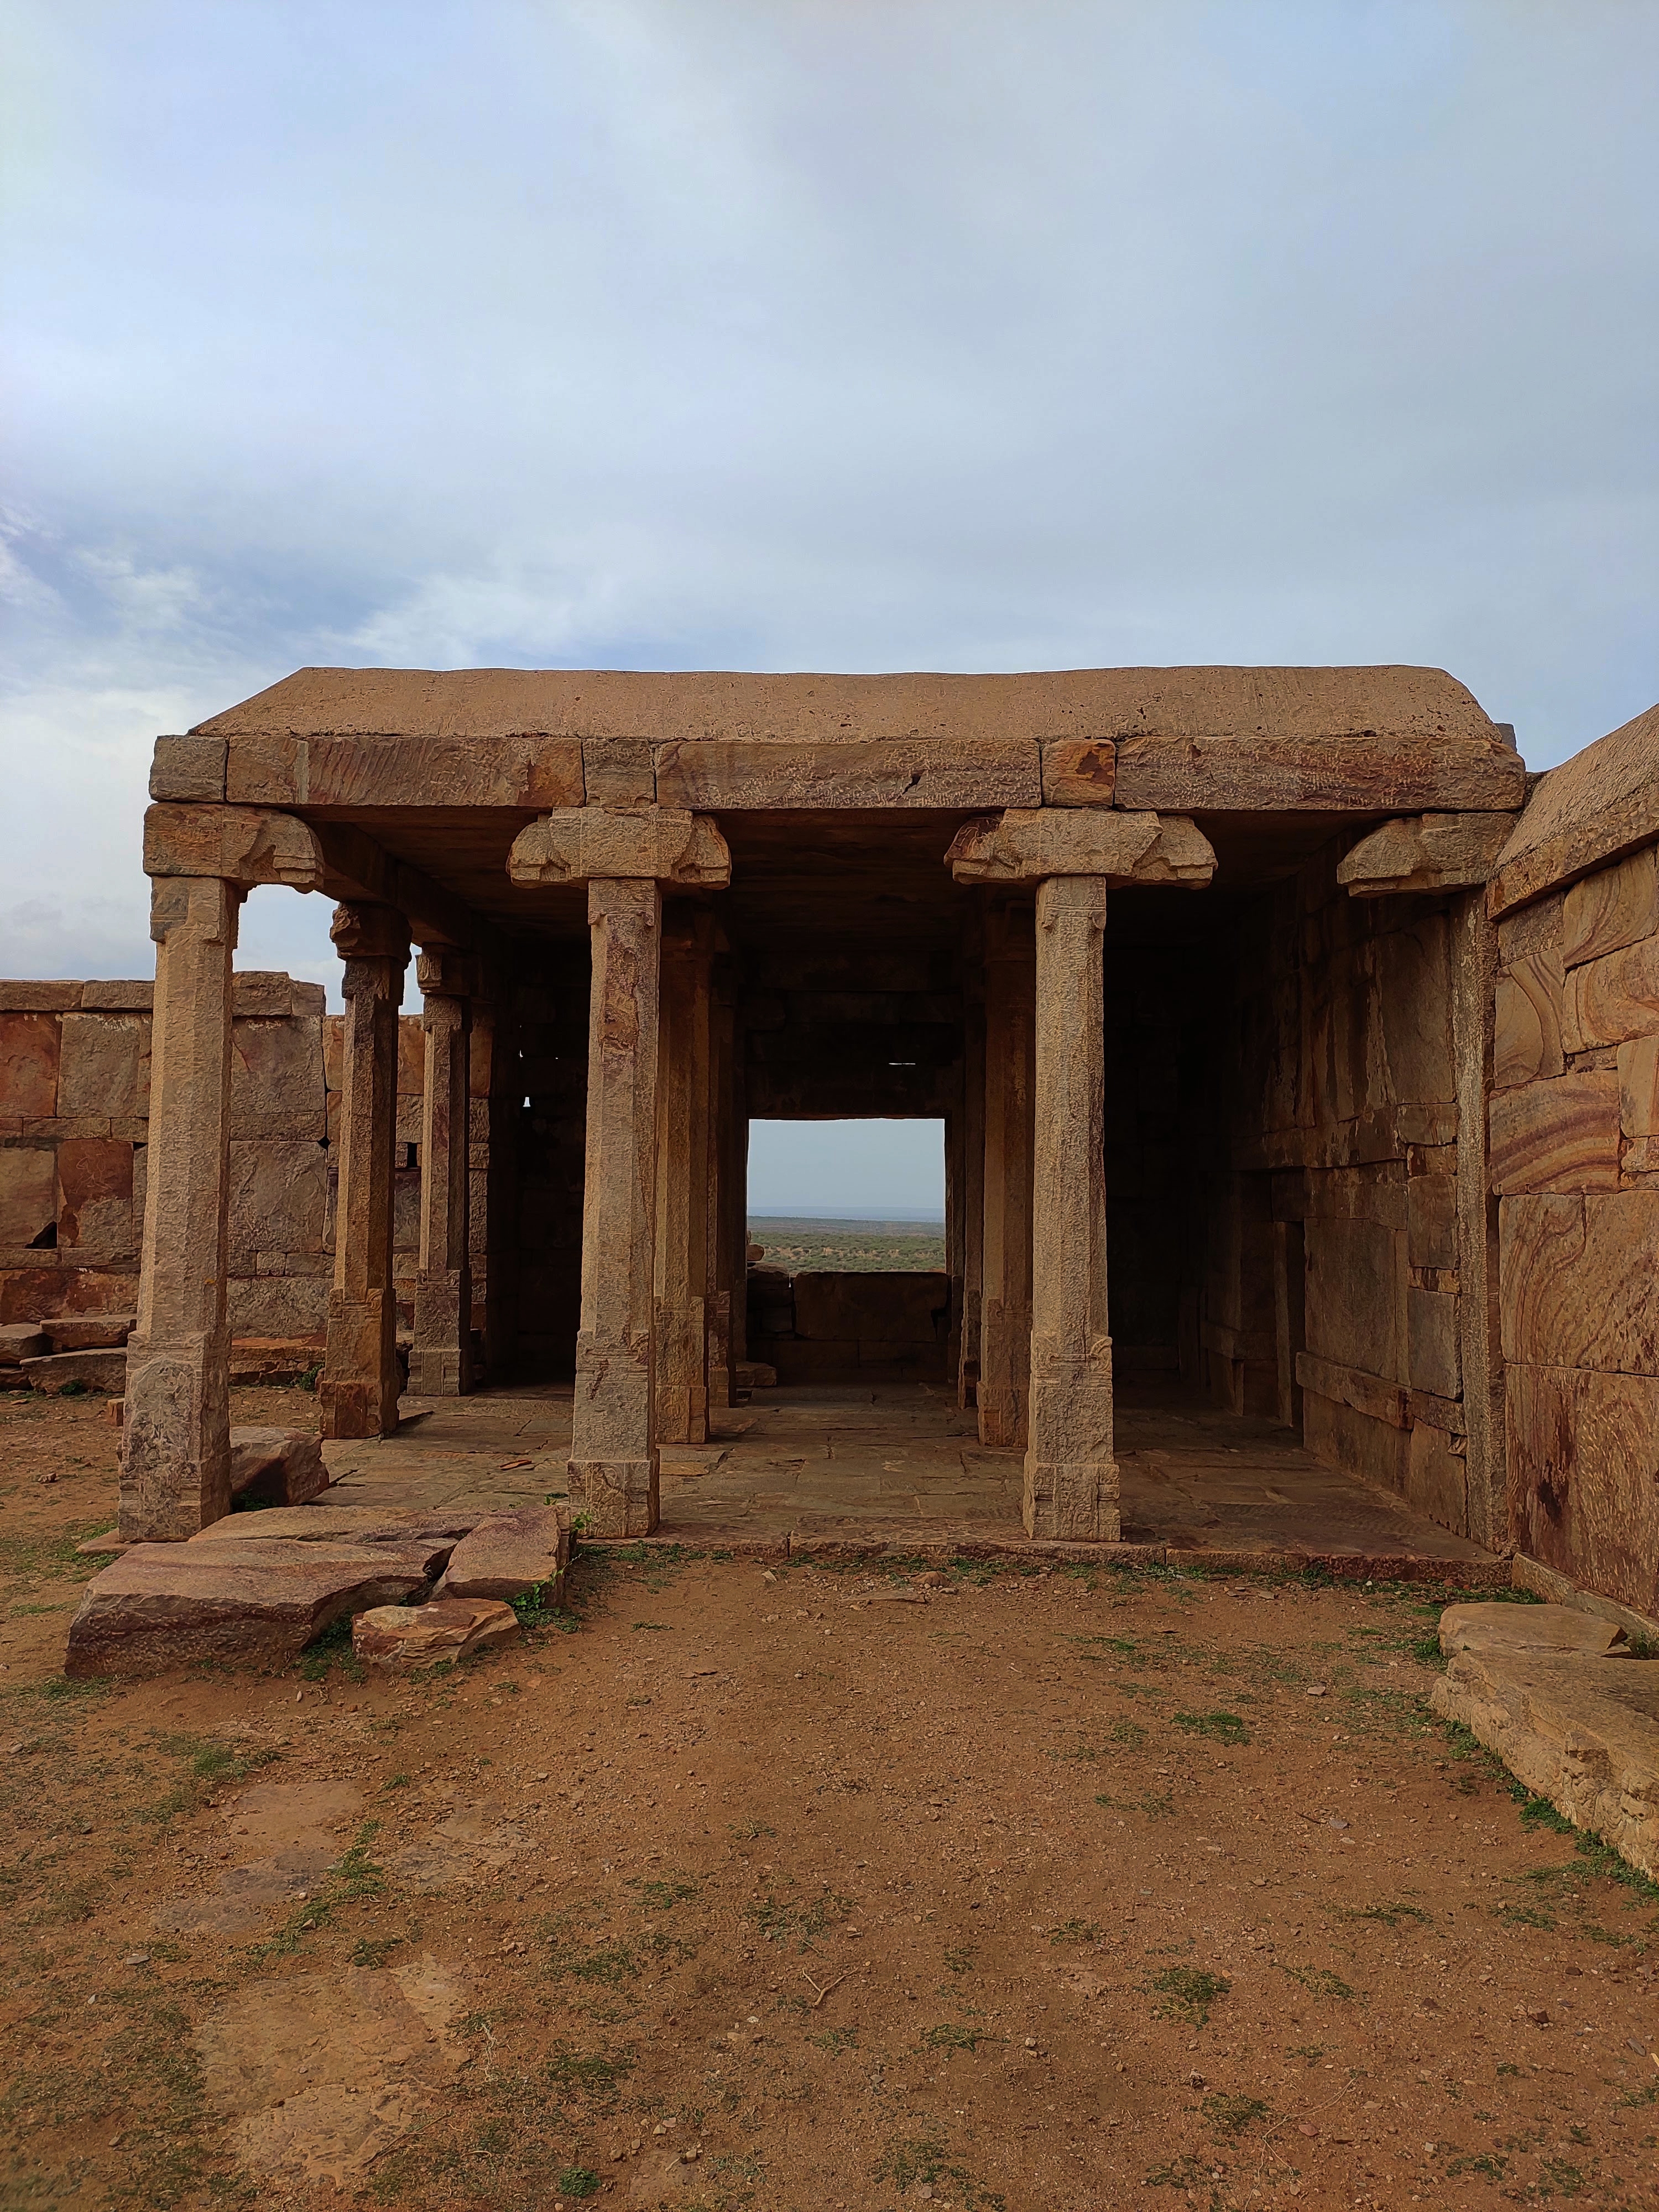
left=1490, top=775, right=1659, bottom=1612
left=1215, top=848, right=1478, bottom=1535
left=0, top=975, right=328, bottom=1332
left=748, top=1269, right=952, bottom=1383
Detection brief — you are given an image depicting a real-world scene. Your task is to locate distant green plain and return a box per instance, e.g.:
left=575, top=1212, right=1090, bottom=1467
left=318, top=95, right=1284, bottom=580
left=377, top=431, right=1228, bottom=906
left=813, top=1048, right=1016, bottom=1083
left=749, top=1215, right=946, bottom=1273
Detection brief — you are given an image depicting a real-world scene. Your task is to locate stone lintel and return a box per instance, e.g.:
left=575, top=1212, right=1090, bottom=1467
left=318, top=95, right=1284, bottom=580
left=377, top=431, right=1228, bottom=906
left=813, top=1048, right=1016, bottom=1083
left=415, top=948, right=483, bottom=998
left=946, top=808, right=1215, bottom=887
left=508, top=808, right=732, bottom=889
left=1338, top=812, right=1517, bottom=896
left=330, top=902, right=412, bottom=964
left=143, top=803, right=325, bottom=891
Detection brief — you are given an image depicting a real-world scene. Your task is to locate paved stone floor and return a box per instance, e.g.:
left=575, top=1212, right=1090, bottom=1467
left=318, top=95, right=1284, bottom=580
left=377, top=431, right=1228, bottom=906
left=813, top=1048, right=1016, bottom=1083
left=324, top=1379, right=1494, bottom=1568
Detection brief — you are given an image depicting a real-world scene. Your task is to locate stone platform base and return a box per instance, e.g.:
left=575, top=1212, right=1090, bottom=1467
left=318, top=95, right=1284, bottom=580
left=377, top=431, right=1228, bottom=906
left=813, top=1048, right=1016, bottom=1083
left=1432, top=1636, right=1659, bottom=1878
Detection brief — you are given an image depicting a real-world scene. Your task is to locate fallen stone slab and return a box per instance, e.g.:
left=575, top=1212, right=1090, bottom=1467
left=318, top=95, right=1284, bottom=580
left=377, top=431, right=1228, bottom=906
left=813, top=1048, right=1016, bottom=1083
left=1431, top=1648, right=1659, bottom=1877
left=734, top=1360, right=777, bottom=1390
left=230, top=1335, right=326, bottom=1384
left=353, top=1597, right=519, bottom=1668
left=43, top=1312, right=135, bottom=1352
left=189, top=1503, right=484, bottom=1547
left=64, top=1538, right=448, bottom=1677
left=1440, top=1601, right=1629, bottom=1660
left=21, top=1348, right=129, bottom=1394
left=431, top=1503, right=571, bottom=1604
left=380, top=1804, right=527, bottom=1890
left=0, top=1324, right=48, bottom=1366
left=229, top=1426, right=330, bottom=1507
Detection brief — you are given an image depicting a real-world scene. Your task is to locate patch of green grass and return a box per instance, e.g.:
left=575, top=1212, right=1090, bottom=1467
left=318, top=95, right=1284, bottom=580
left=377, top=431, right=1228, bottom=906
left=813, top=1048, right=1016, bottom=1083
left=810, top=2026, right=859, bottom=2055
left=298, top=1611, right=365, bottom=1682
left=631, top=1620, right=671, bottom=1632
left=1109, top=1717, right=1148, bottom=1747
left=1173, top=1710, right=1249, bottom=1745
left=1095, top=1788, right=1175, bottom=1818
left=1493, top=1901, right=1556, bottom=1931
left=1339, top=1900, right=1433, bottom=1929
left=873, top=2131, right=1006, bottom=2212
left=942, top=1946, right=975, bottom=1974
left=1147, top=1966, right=1230, bottom=2027
left=144, top=1734, right=280, bottom=1824
left=1047, top=1918, right=1101, bottom=1946
left=249, top=1820, right=385, bottom=1959
left=1145, top=2153, right=1213, bottom=2190
left=631, top=1874, right=699, bottom=1911
left=746, top=1886, right=852, bottom=1953
left=544, top=1923, right=639, bottom=1987
left=1278, top=1963, right=1357, bottom=2000
left=729, top=1818, right=775, bottom=1841
left=509, top=1577, right=566, bottom=1630
left=1203, top=2091, right=1269, bottom=2141
left=542, top=2043, right=635, bottom=2104
left=921, top=2022, right=988, bottom=2053
left=557, top=2166, right=601, bottom=2197
left=1445, top=2151, right=1510, bottom=2179
left=351, top=1935, right=404, bottom=1967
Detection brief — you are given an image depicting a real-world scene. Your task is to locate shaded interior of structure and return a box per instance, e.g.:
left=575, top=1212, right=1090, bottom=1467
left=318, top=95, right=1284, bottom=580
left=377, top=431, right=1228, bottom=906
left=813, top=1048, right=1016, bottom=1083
left=462, top=805, right=1368, bottom=1439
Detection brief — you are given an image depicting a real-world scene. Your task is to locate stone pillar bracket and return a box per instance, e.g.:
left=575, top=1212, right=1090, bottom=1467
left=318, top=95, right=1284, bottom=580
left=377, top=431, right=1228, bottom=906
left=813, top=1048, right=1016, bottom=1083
left=1338, top=812, right=1518, bottom=895
left=415, top=947, right=483, bottom=997
left=946, top=808, right=1215, bottom=886
left=143, top=802, right=326, bottom=890
left=508, top=808, right=732, bottom=889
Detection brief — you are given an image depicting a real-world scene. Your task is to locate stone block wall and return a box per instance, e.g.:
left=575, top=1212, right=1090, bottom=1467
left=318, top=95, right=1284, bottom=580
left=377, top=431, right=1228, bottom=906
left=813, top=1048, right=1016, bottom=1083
left=1493, top=841, right=1659, bottom=1613
left=1217, top=847, right=1477, bottom=1534
left=748, top=1269, right=952, bottom=1383
left=0, top=975, right=329, bottom=1330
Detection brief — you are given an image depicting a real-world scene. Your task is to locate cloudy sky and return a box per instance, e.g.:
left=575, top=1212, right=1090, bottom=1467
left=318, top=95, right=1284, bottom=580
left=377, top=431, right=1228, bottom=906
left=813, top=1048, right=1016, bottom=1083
left=4, top=2, right=1657, bottom=1205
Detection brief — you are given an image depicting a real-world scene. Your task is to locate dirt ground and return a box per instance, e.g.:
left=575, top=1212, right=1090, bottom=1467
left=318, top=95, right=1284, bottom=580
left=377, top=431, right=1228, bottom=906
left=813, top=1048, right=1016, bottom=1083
left=4, top=1389, right=1659, bottom=2212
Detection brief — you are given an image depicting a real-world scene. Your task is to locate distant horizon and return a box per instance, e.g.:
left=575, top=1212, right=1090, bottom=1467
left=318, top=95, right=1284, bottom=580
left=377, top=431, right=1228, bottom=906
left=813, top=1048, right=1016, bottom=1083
left=749, top=1207, right=944, bottom=1224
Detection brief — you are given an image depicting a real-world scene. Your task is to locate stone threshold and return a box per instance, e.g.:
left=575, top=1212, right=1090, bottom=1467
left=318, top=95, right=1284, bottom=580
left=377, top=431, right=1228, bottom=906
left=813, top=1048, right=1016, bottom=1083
left=582, top=1527, right=1513, bottom=1585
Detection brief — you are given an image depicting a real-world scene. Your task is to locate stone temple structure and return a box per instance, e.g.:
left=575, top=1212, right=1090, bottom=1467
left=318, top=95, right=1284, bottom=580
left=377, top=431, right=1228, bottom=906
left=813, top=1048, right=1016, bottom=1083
left=35, top=666, right=1657, bottom=1619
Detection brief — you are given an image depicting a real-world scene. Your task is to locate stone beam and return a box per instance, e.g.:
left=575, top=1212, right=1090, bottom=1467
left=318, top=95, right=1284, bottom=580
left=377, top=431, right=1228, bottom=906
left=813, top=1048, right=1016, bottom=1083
left=1113, top=732, right=1526, bottom=813
left=310, top=822, right=502, bottom=958
left=946, top=809, right=1215, bottom=888
left=1337, top=812, right=1518, bottom=896
left=653, top=738, right=1039, bottom=811
left=508, top=808, right=732, bottom=888
left=143, top=802, right=325, bottom=889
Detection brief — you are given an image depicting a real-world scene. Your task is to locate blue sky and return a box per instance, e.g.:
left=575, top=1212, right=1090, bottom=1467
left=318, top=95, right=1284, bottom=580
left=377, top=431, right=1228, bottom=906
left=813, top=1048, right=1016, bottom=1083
left=3, top=2, right=1656, bottom=1203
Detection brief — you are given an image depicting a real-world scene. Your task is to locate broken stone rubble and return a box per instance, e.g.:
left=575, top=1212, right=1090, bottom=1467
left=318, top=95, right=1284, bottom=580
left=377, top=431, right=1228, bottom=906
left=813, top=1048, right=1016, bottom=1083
left=353, top=1595, right=519, bottom=1666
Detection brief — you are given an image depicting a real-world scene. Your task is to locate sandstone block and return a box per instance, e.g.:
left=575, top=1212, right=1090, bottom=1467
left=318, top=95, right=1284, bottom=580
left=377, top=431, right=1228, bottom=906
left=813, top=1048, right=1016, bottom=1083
left=1493, top=950, right=1566, bottom=1088
left=80, top=980, right=155, bottom=1010
left=1039, top=738, right=1116, bottom=807
left=0, top=1322, right=48, bottom=1365
left=1407, top=1421, right=1468, bottom=1535
left=1488, top=1073, right=1621, bottom=1193
left=353, top=1597, right=519, bottom=1667
left=1406, top=1173, right=1458, bottom=1268
left=189, top=1503, right=480, bottom=1547
left=1304, top=1214, right=1404, bottom=1380
left=1564, top=930, right=1659, bottom=1049
left=55, top=1139, right=135, bottom=1262
left=228, top=1335, right=327, bottom=1383
left=431, top=1504, right=572, bottom=1603
left=508, top=808, right=731, bottom=888
left=0, top=1148, right=55, bottom=1248
left=946, top=808, right=1214, bottom=886
left=228, top=1140, right=328, bottom=1271
left=1406, top=1286, right=1461, bottom=1399
left=64, top=1538, right=444, bottom=1676
left=0, top=982, right=80, bottom=1013
left=231, top=1019, right=327, bottom=1140
left=45, top=1312, right=135, bottom=1350
left=791, top=1271, right=950, bottom=1344
left=1430, top=1650, right=1659, bottom=1876
left=23, top=1348, right=129, bottom=1392
left=1499, top=1190, right=1659, bottom=1373
left=1439, top=1601, right=1628, bottom=1659
left=0, top=1013, right=61, bottom=1117
left=229, top=1277, right=331, bottom=1340
left=1618, top=1035, right=1659, bottom=1138
left=229, top=1427, right=330, bottom=1507
left=655, top=737, right=1041, bottom=812
left=1562, top=846, right=1659, bottom=967
left=1116, top=731, right=1525, bottom=813
left=58, top=1013, right=151, bottom=1120
left=582, top=734, right=655, bottom=807
left=1508, top=1364, right=1659, bottom=1614
left=1338, top=811, right=1516, bottom=894
left=1374, top=915, right=1455, bottom=1104
left=150, top=734, right=228, bottom=801
left=142, top=802, right=325, bottom=888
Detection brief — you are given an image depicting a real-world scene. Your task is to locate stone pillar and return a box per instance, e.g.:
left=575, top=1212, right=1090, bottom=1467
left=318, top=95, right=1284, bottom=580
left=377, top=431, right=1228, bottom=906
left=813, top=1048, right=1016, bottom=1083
left=706, top=955, right=737, bottom=1415
left=655, top=906, right=713, bottom=1443
left=957, top=946, right=986, bottom=1408
left=1025, top=875, right=1118, bottom=1540
left=728, top=1049, right=750, bottom=1372
left=570, top=878, right=662, bottom=1533
left=409, top=948, right=474, bottom=1397
left=120, top=875, right=239, bottom=1540
left=478, top=993, right=521, bottom=1384
left=322, top=902, right=410, bottom=1441
left=1452, top=887, right=1506, bottom=1550
left=978, top=899, right=1035, bottom=1449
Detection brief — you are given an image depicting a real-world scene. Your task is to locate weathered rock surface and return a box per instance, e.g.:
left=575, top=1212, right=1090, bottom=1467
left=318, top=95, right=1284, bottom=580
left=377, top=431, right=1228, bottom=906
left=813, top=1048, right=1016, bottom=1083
left=64, top=1537, right=447, bottom=1676
left=0, top=1323, right=48, bottom=1366
left=431, top=1503, right=571, bottom=1603
left=353, top=1596, right=519, bottom=1667
left=1431, top=1649, right=1659, bottom=1876
left=382, top=1804, right=528, bottom=1890
left=195, top=1954, right=466, bottom=2184
left=43, top=1312, right=135, bottom=1351
left=22, top=1348, right=129, bottom=1394
left=188, top=1503, right=482, bottom=1547
left=229, top=1426, right=330, bottom=1507
left=1439, top=1601, right=1629, bottom=1659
